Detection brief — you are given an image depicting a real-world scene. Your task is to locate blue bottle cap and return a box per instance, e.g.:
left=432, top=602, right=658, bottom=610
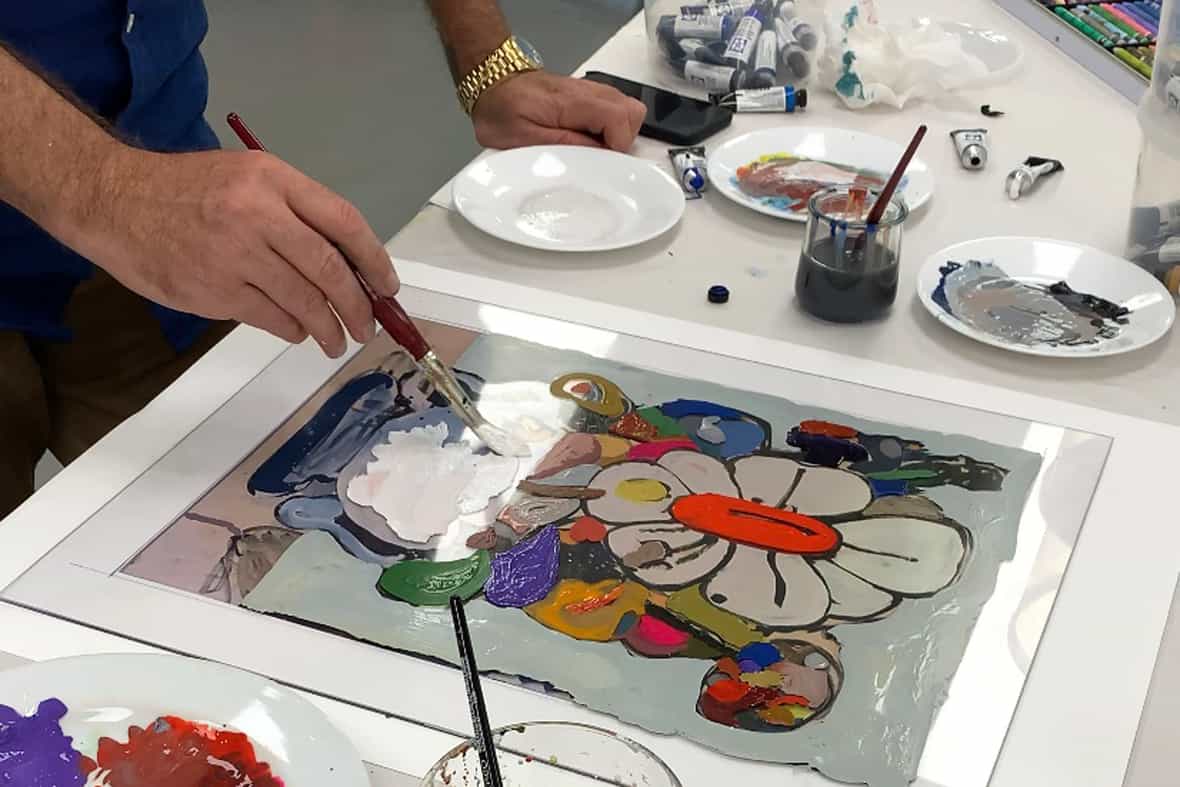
left=708, top=285, right=730, bottom=304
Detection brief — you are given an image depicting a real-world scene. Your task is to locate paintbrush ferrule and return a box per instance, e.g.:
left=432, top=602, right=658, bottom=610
left=418, top=351, right=482, bottom=430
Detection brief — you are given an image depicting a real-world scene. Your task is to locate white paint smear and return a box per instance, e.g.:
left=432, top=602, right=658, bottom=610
left=346, top=423, right=518, bottom=544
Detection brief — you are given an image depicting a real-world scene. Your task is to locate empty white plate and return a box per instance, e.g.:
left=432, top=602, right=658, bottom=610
left=452, top=146, right=685, bottom=252
left=708, top=126, right=935, bottom=222
left=917, top=237, right=1174, bottom=358
left=0, top=653, right=368, bottom=786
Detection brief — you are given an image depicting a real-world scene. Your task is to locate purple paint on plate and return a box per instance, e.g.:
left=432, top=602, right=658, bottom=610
left=484, top=525, right=560, bottom=608
left=0, top=698, right=87, bottom=785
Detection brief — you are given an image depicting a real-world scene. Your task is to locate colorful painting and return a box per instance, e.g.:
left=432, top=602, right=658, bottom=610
left=123, top=325, right=1039, bottom=786
left=0, top=699, right=282, bottom=786
left=933, top=260, right=1133, bottom=348
left=733, top=153, right=890, bottom=213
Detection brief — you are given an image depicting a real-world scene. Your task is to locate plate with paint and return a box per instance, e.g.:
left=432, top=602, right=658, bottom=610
left=707, top=126, right=935, bottom=221
left=0, top=653, right=368, bottom=786
left=917, top=237, right=1174, bottom=358
left=452, top=145, right=685, bottom=252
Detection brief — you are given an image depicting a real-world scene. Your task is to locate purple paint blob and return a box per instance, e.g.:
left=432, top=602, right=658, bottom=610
left=0, top=698, right=86, bottom=786
left=484, top=525, right=560, bottom=608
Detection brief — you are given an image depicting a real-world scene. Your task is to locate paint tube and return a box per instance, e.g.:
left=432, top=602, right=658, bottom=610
left=1130, top=199, right=1180, bottom=244
left=776, top=2, right=818, bottom=50
left=679, top=37, right=727, bottom=65
left=1134, top=236, right=1180, bottom=270
left=657, top=13, right=733, bottom=43
left=680, top=1, right=754, bottom=16
left=677, top=60, right=747, bottom=92
left=950, top=128, right=989, bottom=170
left=710, top=86, right=807, bottom=112
left=669, top=146, right=708, bottom=199
left=723, top=1, right=771, bottom=68
left=1005, top=156, right=1064, bottom=200
left=774, top=16, right=810, bottom=79
left=747, top=30, right=779, bottom=87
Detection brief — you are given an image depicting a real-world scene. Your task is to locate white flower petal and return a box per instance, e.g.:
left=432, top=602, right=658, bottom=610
left=786, top=467, right=873, bottom=516
left=585, top=463, right=688, bottom=524
left=658, top=451, right=739, bottom=497
left=813, top=560, right=898, bottom=621
left=607, top=523, right=732, bottom=589
left=731, top=455, right=804, bottom=506
left=832, top=517, right=969, bottom=596
left=703, top=547, right=830, bottom=629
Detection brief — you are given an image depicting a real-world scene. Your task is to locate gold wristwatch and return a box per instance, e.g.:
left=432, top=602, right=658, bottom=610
left=457, top=36, right=544, bottom=114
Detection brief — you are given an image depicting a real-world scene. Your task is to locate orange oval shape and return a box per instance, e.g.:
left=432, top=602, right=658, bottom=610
left=670, top=493, right=840, bottom=555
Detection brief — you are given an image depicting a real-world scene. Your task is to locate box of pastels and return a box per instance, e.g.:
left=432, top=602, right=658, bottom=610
left=644, top=0, right=820, bottom=93
left=1126, top=0, right=1180, bottom=293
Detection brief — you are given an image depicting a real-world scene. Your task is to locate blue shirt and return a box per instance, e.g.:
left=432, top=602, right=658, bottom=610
left=0, top=0, right=216, bottom=350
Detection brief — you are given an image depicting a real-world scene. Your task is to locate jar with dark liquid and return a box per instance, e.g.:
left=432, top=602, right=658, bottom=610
left=795, top=186, right=907, bottom=323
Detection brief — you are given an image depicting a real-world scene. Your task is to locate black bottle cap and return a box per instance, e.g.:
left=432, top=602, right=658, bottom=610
left=708, top=285, right=730, bottom=304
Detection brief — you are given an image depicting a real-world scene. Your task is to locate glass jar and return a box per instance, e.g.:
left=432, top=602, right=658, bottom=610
left=795, top=186, right=907, bottom=323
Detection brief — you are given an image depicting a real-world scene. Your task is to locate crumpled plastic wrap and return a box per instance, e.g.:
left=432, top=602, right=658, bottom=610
left=816, top=0, right=992, bottom=109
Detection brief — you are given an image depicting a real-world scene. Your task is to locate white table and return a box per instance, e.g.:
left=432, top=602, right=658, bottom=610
left=2, top=2, right=1178, bottom=786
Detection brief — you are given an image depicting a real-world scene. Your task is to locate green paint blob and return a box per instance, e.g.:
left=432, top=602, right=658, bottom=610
left=866, top=468, right=939, bottom=481
left=666, top=586, right=761, bottom=650
left=635, top=406, right=687, bottom=438
left=377, top=552, right=490, bottom=606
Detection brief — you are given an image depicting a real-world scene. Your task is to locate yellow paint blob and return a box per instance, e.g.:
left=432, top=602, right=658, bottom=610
left=758, top=704, right=813, bottom=727
left=595, top=434, right=633, bottom=465
left=614, top=479, right=670, bottom=503
left=740, top=670, right=784, bottom=689
left=526, top=579, right=649, bottom=642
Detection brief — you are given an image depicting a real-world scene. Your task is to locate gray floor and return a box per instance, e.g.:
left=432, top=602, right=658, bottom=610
left=201, top=0, right=642, bottom=240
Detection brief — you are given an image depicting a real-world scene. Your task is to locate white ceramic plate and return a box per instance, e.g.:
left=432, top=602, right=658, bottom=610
left=707, top=126, right=935, bottom=222
left=0, top=653, right=368, bottom=786
left=452, top=146, right=685, bottom=252
left=917, top=237, right=1174, bottom=358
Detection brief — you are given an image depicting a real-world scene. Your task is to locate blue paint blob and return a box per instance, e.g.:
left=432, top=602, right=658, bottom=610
left=485, top=526, right=561, bottom=608
left=0, top=698, right=86, bottom=786
left=931, top=261, right=961, bottom=315
left=869, top=478, right=910, bottom=498
left=737, top=642, right=781, bottom=669
left=275, top=496, right=425, bottom=565
left=787, top=428, right=869, bottom=467
left=659, top=400, right=747, bottom=420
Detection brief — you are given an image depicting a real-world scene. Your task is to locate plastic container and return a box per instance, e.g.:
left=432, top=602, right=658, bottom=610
left=644, top=0, right=819, bottom=94
left=1126, top=0, right=1180, bottom=294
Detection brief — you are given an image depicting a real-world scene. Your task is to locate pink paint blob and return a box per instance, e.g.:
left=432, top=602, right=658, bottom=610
left=634, top=615, right=692, bottom=647
left=626, top=439, right=699, bottom=462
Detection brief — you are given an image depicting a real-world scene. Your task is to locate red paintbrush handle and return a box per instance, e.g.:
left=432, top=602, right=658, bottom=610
left=370, top=293, right=430, bottom=360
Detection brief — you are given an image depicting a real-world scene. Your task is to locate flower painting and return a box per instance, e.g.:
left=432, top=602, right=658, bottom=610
left=123, top=327, right=1039, bottom=786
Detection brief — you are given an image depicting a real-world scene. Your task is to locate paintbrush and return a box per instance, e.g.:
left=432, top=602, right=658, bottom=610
left=449, top=596, right=505, bottom=787
left=226, top=113, right=526, bottom=457
left=865, top=124, right=927, bottom=227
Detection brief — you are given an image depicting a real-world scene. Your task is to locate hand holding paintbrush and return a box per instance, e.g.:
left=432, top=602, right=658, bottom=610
left=226, top=113, right=525, bottom=457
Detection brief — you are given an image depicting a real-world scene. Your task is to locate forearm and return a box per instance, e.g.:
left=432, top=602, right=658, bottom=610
left=426, top=0, right=511, bottom=81
left=0, top=44, right=125, bottom=247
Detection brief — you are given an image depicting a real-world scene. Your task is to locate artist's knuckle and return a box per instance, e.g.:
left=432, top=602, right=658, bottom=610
left=333, top=198, right=365, bottom=238
left=310, top=242, right=347, bottom=285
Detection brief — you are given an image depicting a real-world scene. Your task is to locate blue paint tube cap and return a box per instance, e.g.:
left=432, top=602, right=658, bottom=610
left=708, top=285, right=730, bottom=304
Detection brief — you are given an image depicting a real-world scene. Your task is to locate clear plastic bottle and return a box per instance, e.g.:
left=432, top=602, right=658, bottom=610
left=1126, top=0, right=1180, bottom=294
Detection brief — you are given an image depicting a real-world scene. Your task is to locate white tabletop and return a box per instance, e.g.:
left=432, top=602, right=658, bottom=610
left=394, top=1, right=1179, bottom=426
left=1, top=2, right=1177, bottom=786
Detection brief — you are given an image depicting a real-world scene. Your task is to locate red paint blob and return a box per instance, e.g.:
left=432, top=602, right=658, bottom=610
left=568, top=516, right=608, bottom=543
left=80, top=716, right=283, bottom=787
left=671, top=494, right=840, bottom=555
left=799, top=420, right=858, bottom=439
left=768, top=694, right=812, bottom=708
left=705, top=679, right=751, bottom=704
left=698, top=685, right=782, bottom=727
left=625, top=439, right=699, bottom=462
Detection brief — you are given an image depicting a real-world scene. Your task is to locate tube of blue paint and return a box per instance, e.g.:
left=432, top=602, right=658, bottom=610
left=657, top=13, right=733, bottom=43
left=723, top=1, right=771, bottom=68
left=677, top=60, right=747, bottom=92
left=747, top=30, right=779, bottom=87
left=774, top=16, right=810, bottom=79
left=669, top=146, right=708, bottom=199
left=777, top=1, right=818, bottom=50
left=680, top=1, right=755, bottom=16
left=710, top=86, right=807, bottom=112
left=680, top=37, right=728, bottom=65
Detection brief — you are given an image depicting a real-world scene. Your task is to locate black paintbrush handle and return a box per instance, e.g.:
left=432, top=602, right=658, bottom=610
left=450, top=596, right=504, bottom=787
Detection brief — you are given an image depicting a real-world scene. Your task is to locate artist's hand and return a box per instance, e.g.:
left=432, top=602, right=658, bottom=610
left=471, top=71, right=646, bottom=151
left=80, top=147, right=399, bottom=358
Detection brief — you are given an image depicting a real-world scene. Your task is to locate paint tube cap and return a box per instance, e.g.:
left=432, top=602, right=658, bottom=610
left=961, top=144, right=987, bottom=170
left=708, top=285, right=730, bottom=304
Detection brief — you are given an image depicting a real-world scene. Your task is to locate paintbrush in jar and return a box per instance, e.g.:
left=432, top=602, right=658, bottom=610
left=450, top=596, right=505, bottom=787
left=226, top=113, right=526, bottom=458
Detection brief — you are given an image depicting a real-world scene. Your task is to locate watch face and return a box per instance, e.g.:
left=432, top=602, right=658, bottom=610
left=514, top=36, right=544, bottom=69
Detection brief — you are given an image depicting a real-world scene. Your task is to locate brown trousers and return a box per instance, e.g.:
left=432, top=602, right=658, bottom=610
left=0, top=270, right=232, bottom=520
